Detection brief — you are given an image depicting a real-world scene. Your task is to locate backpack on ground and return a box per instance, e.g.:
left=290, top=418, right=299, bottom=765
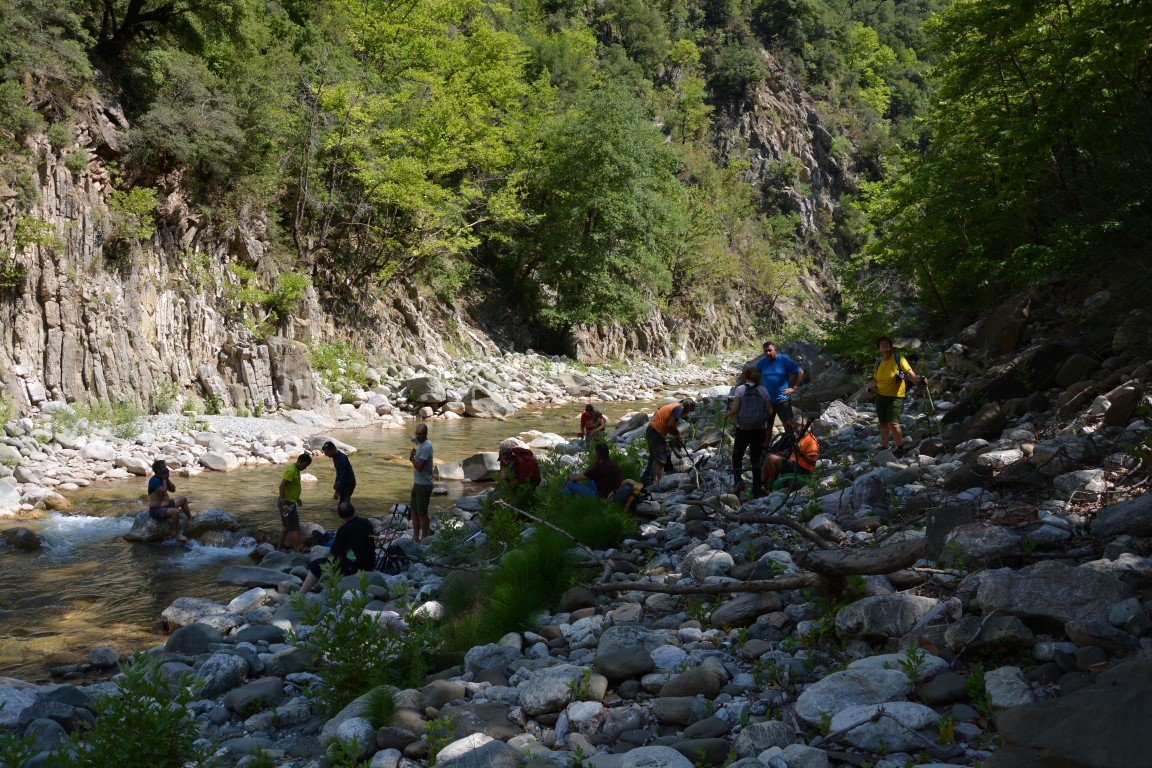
left=610, top=479, right=647, bottom=513
left=508, top=447, right=542, bottom=486
left=736, top=384, right=769, bottom=431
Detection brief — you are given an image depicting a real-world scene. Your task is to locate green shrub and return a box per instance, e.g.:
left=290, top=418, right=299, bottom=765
left=64, top=146, right=90, bottom=174
left=308, top=340, right=368, bottom=388
left=13, top=215, right=63, bottom=252
left=148, top=380, right=180, bottom=414
left=46, top=121, right=73, bottom=150
left=50, top=653, right=210, bottom=767
left=106, top=187, right=158, bottom=243
left=289, top=563, right=431, bottom=714
left=0, top=252, right=24, bottom=292
left=51, top=397, right=141, bottom=438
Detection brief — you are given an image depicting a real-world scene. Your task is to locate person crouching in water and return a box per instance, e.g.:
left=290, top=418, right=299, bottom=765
left=147, top=460, right=194, bottom=542
left=298, top=501, right=375, bottom=593
left=761, top=420, right=819, bottom=490
left=277, top=452, right=312, bottom=552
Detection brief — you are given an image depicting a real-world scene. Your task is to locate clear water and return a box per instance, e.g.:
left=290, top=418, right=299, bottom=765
left=0, top=402, right=647, bottom=681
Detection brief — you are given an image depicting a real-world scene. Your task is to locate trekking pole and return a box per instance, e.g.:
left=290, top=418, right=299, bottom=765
left=921, top=378, right=944, bottom=438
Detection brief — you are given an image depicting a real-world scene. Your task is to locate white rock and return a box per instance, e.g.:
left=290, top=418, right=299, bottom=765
left=201, top=451, right=241, bottom=472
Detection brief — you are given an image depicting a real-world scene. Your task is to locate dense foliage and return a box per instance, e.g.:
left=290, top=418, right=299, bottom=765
left=849, top=0, right=1152, bottom=326
left=0, top=0, right=939, bottom=342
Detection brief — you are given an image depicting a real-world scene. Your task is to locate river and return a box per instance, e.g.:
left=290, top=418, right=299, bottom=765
left=0, top=401, right=648, bottom=681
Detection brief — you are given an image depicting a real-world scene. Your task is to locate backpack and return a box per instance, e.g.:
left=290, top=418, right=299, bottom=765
left=736, top=384, right=769, bottom=431
left=508, top=447, right=542, bottom=486
left=610, top=479, right=647, bottom=513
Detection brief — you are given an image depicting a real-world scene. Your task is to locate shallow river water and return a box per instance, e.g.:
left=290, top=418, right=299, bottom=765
left=0, top=401, right=648, bottom=681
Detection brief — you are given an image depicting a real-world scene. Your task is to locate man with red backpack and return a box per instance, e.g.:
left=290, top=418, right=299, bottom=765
left=498, top=446, right=542, bottom=487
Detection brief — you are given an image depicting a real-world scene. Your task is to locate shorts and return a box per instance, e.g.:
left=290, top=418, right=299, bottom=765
left=778, top=459, right=812, bottom=476
left=876, top=395, right=904, bottom=424
left=772, top=399, right=794, bottom=424
left=148, top=501, right=175, bottom=521
left=279, top=501, right=300, bottom=531
left=410, top=483, right=433, bottom=518
left=645, top=425, right=669, bottom=466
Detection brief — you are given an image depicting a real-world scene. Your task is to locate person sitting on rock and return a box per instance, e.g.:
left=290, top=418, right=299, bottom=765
left=563, top=442, right=623, bottom=498
left=761, top=420, right=819, bottom=490
left=147, top=460, right=193, bottom=542
left=277, top=452, right=312, bottom=553
left=579, top=404, right=607, bottom=441
left=298, top=501, right=375, bottom=593
left=644, top=398, right=695, bottom=485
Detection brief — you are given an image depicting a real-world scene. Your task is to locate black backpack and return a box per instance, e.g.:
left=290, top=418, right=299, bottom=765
left=736, top=384, right=769, bottom=430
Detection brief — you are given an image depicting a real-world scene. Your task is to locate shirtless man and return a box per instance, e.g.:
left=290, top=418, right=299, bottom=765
left=147, top=460, right=193, bottom=542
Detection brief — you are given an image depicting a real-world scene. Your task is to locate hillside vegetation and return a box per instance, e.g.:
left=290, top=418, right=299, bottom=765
left=1, top=0, right=937, bottom=343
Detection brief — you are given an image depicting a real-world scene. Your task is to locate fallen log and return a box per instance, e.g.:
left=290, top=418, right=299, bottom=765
left=589, top=573, right=822, bottom=595
left=796, top=536, right=926, bottom=576
left=714, top=508, right=837, bottom=549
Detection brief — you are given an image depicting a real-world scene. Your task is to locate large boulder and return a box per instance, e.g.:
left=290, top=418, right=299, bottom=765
left=587, top=746, right=695, bottom=768
left=161, top=597, right=232, bottom=630
left=988, top=659, right=1152, bottom=767
left=1032, top=435, right=1099, bottom=476
left=123, top=510, right=170, bottom=542
left=834, top=595, right=939, bottom=641
left=963, top=403, right=1007, bottom=442
left=518, top=664, right=584, bottom=716
left=461, top=452, right=501, bottom=482
left=968, top=561, right=1133, bottom=626
left=462, top=386, right=514, bottom=419
left=793, top=669, right=913, bottom=724
left=166, top=622, right=223, bottom=655
left=2, top=527, right=43, bottom=551
left=403, top=376, right=447, bottom=404
left=195, top=653, right=249, bottom=696
left=224, top=677, right=284, bottom=714
left=709, top=592, right=782, bottom=629
left=979, top=293, right=1031, bottom=354
left=185, top=508, right=240, bottom=539
left=201, top=452, right=241, bottom=472
left=1091, top=492, right=1152, bottom=538
left=809, top=400, right=858, bottom=437
left=731, top=720, right=793, bottom=757
left=267, top=336, right=317, bottom=410
left=436, top=734, right=521, bottom=768
left=1103, top=385, right=1143, bottom=427
left=829, top=702, right=939, bottom=752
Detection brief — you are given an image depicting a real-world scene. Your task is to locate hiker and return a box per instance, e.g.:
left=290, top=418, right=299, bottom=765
left=409, top=423, right=434, bottom=543
left=147, top=460, right=194, bottom=542
left=869, top=336, right=924, bottom=457
left=756, top=341, right=804, bottom=437
left=645, top=398, right=695, bottom=485
left=725, top=366, right=771, bottom=498
left=499, top=445, right=542, bottom=487
left=322, top=441, right=356, bottom=503
left=761, top=420, right=820, bottom=489
left=277, top=452, right=312, bottom=552
left=298, top=501, right=375, bottom=594
left=579, top=404, right=607, bottom=441
left=563, top=442, right=623, bottom=498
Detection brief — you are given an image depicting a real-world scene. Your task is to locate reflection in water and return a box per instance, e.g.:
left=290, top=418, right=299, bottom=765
left=0, top=401, right=647, bottom=680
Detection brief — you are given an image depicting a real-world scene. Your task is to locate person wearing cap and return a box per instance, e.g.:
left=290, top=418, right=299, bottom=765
left=645, top=398, right=695, bottom=485
left=298, top=501, right=375, bottom=594
left=322, top=441, right=356, bottom=504
left=579, top=404, right=606, bottom=441
left=147, top=460, right=193, bottom=542
left=408, top=423, right=433, bottom=543
left=277, top=452, right=312, bottom=552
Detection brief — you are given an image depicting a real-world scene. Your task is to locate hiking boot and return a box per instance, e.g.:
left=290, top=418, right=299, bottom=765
left=893, top=444, right=906, bottom=458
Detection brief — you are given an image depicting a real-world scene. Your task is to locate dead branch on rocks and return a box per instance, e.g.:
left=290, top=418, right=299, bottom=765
left=795, top=536, right=926, bottom=576
left=714, top=507, right=837, bottom=549
left=589, top=573, right=823, bottom=595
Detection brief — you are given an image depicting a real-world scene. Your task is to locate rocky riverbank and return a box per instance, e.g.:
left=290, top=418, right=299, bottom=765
left=3, top=315, right=1152, bottom=768
left=0, top=351, right=742, bottom=523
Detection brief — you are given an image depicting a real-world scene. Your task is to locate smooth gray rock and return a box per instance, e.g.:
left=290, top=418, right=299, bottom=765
left=709, top=592, right=782, bottom=629
left=218, top=566, right=302, bottom=588
left=588, top=746, right=695, bottom=768
left=969, top=561, right=1133, bottom=626
left=594, top=649, right=655, bottom=680
left=519, top=664, right=583, bottom=716
left=834, top=594, right=939, bottom=641
left=732, top=720, right=794, bottom=758
left=1091, top=492, right=1152, bottom=539
left=223, top=677, right=284, bottom=714
left=659, top=667, right=723, bottom=699
left=828, top=702, right=939, bottom=751
left=793, top=669, right=913, bottom=724
left=195, top=652, right=249, bottom=696
left=464, top=643, right=524, bottom=674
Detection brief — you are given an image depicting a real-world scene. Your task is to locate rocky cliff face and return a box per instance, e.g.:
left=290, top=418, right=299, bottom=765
left=0, top=54, right=850, bottom=409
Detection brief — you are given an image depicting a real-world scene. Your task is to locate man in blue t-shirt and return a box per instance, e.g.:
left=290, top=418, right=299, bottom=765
left=755, top=341, right=805, bottom=436
left=322, top=441, right=356, bottom=503
left=147, top=460, right=194, bottom=542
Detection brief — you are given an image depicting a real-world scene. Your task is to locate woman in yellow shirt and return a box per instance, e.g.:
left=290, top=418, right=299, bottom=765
left=869, top=336, right=924, bottom=457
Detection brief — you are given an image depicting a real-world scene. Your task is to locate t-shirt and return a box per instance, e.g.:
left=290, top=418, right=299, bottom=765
left=650, top=403, right=684, bottom=436
left=413, top=440, right=434, bottom=486
left=874, top=354, right=914, bottom=398
left=585, top=459, right=624, bottom=498
left=756, top=354, right=801, bottom=403
left=793, top=433, right=820, bottom=472
left=282, top=464, right=302, bottom=503
left=330, top=516, right=375, bottom=575
left=332, top=451, right=355, bottom=489
left=580, top=410, right=605, bottom=437
left=147, top=475, right=164, bottom=495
